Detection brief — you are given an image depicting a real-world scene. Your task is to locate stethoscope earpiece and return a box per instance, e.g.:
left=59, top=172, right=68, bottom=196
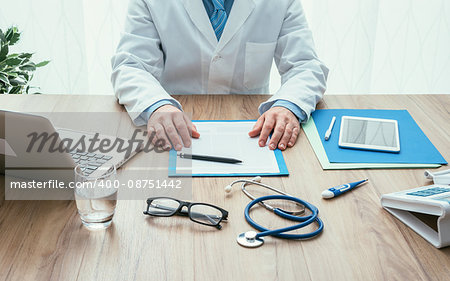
left=224, top=185, right=232, bottom=193
left=225, top=177, right=261, bottom=193
left=224, top=177, right=261, bottom=193
left=252, top=176, right=262, bottom=183
left=224, top=177, right=306, bottom=215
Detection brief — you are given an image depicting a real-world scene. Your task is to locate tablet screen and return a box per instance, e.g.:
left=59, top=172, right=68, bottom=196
left=340, top=117, right=399, bottom=150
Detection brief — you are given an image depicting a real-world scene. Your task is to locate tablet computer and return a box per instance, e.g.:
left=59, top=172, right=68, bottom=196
left=338, top=116, right=400, bottom=153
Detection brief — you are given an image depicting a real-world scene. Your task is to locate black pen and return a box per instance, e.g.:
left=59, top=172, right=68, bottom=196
left=178, top=153, right=242, bottom=164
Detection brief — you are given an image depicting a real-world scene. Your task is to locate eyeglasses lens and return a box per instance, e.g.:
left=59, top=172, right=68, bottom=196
left=147, top=198, right=180, bottom=215
left=189, top=204, right=223, bottom=225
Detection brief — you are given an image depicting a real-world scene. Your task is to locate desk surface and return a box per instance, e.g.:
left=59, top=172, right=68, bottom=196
left=0, top=94, right=449, bottom=281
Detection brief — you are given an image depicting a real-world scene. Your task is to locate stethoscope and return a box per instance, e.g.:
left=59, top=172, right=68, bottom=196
left=225, top=177, right=324, bottom=248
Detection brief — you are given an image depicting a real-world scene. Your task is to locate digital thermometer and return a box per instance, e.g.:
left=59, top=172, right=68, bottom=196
left=321, top=179, right=369, bottom=199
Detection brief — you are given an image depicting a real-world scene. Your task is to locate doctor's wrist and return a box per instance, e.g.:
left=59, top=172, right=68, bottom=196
left=147, top=105, right=199, bottom=152
left=153, top=104, right=182, bottom=114
left=270, top=100, right=306, bottom=122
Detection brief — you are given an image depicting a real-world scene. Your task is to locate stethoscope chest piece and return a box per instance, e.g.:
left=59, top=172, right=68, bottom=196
left=237, top=231, right=264, bottom=248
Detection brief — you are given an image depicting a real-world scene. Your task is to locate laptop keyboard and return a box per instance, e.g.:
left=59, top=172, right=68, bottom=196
left=69, top=150, right=113, bottom=175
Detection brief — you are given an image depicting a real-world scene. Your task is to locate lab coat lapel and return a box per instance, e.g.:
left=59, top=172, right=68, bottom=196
left=216, top=0, right=255, bottom=51
left=182, top=0, right=218, bottom=48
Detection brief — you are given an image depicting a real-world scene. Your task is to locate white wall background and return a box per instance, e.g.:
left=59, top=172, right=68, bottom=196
left=1, top=0, right=449, bottom=95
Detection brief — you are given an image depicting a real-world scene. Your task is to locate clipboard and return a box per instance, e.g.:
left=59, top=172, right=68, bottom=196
left=168, top=120, right=289, bottom=177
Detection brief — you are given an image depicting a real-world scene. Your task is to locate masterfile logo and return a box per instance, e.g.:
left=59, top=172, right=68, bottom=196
left=0, top=138, right=17, bottom=157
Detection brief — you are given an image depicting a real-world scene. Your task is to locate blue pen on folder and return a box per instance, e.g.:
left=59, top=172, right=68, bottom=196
left=321, top=179, right=368, bottom=199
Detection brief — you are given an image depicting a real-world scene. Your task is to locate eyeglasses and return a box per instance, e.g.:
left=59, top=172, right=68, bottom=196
left=144, top=197, right=229, bottom=229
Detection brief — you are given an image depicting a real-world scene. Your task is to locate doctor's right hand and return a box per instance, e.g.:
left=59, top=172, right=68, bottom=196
left=147, top=105, right=200, bottom=151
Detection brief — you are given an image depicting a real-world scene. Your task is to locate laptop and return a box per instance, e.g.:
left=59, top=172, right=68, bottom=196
left=0, top=110, right=143, bottom=184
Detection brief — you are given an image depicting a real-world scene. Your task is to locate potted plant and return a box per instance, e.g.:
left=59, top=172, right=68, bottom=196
left=0, top=26, right=49, bottom=94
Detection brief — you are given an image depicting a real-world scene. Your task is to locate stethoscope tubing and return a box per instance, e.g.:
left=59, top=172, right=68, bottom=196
left=228, top=178, right=306, bottom=215
left=244, top=194, right=324, bottom=240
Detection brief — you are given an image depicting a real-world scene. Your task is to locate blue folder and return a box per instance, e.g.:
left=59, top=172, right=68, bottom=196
left=168, top=120, right=289, bottom=177
left=312, top=109, right=447, bottom=164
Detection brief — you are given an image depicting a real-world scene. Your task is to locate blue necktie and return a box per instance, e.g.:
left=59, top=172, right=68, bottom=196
left=210, top=0, right=227, bottom=40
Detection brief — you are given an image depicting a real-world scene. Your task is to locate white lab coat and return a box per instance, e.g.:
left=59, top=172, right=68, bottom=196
left=111, top=0, right=328, bottom=126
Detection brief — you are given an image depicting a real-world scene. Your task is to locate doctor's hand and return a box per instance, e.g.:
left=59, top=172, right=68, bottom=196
left=248, top=107, right=300, bottom=151
left=147, top=105, right=200, bottom=151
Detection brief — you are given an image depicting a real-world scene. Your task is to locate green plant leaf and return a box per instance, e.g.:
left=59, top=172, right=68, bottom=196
left=9, top=32, right=20, bottom=45
left=5, top=57, right=22, bottom=67
left=25, top=86, right=41, bottom=94
left=17, top=71, right=30, bottom=81
left=5, top=27, right=14, bottom=41
left=7, top=72, right=18, bottom=78
left=0, top=73, right=9, bottom=85
left=19, top=53, right=33, bottom=59
left=19, top=63, right=36, bottom=71
left=0, top=26, right=48, bottom=95
left=9, top=85, right=21, bottom=94
left=0, top=30, right=5, bottom=44
left=0, top=84, right=9, bottom=91
left=3, top=67, right=14, bottom=73
left=0, top=44, right=8, bottom=62
left=36, top=60, right=50, bottom=68
left=20, top=58, right=30, bottom=65
left=5, top=27, right=19, bottom=43
left=9, top=78, right=26, bottom=86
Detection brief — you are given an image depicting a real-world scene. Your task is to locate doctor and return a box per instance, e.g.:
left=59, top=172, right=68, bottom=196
left=112, top=0, right=328, bottom=151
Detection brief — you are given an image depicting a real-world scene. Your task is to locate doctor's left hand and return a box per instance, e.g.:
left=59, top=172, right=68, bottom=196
left=147, top=105, right=200, bottom=151
left=248, top=107, right=300, bottom=151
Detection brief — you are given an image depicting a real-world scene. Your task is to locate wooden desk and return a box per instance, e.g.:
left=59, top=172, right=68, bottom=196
left=0, top=94, right=449, bottom=281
